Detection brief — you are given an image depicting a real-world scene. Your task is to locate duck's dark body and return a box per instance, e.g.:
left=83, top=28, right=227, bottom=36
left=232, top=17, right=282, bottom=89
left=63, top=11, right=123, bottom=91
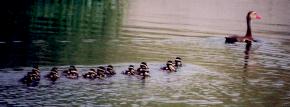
left=225, top=36, right=238, bottom=43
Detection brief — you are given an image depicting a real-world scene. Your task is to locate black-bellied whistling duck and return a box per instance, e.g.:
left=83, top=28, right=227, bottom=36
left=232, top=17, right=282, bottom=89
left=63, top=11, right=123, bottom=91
left=225, top=11, right=261, bottom=43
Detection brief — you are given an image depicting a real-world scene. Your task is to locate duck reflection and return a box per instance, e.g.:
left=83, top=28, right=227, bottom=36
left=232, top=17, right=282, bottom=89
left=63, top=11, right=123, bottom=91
left=243, top=40, right=252, bottom=72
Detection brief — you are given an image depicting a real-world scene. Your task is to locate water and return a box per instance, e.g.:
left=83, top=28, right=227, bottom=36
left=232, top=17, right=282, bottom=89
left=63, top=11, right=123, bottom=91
left=1, top=0, right=290, bottom=106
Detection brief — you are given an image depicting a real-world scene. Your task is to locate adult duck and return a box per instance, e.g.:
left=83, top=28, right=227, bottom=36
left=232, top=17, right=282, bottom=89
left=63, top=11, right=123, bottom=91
left=225, top=11, right=261, bottom=43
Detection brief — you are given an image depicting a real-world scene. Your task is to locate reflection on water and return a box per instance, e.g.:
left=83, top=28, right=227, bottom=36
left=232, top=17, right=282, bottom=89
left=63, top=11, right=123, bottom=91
left=0, top=0, right=123, bottom=67
left=243, top=41, right=252, bottom=72
left=1, top=0, right=290, bottom=106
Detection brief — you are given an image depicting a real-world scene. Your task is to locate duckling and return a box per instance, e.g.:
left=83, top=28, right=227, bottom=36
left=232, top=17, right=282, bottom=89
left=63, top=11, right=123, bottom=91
left=96, top=66, right=106, bottom=78
left=45, top=67, right=59, bottom=82
left=174, top=57, right=182, bottom=67
left=136, top=62, right=150, bottom=77
left=20, top=72, right=34, bottom=84
left=161, top=60, right=176, bottom=72
left=32, top=65, right=40, bottom=75
left=122, top=65, right=135, bottom=75
left=105, top=65, right=116, bottom=76
left=63, top=65, right=79, bottom=79
left=30, top=68, right=41, bottom=81
left=83, top=69, right=98, bottom=79
left=19, top=67, right=40, bottom=85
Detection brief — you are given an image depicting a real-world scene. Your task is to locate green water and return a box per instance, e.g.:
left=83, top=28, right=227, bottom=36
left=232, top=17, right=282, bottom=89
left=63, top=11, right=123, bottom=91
left=0, top=0, right=124, bottom=67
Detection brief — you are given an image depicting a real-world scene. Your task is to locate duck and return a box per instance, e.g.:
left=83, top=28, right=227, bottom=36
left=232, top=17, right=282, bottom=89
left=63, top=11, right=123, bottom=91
left=174, top=57, right=182, bottom=67
left=45, top=67, right=59, bottom=82
left=96, top=66, right=106, bottom=78
left=161, top=60, right=176, bottom=72
left=136, top=62, right=150, bottom=77
left=225, top=11, right=261, bottom=43
left=31, top=68, right=41, bottom=81
left=32, top=65, right=40, bottom=74
left=19, top=67, right=40, bottom=85
left=63, top=65, right=79, bottom=79
left=20, top=72, right=35, bottom=84
left=82, top=69, right=98, bottom=79
left=122, top=65, right=136, bottom=76
left=105, top=65, right=116, bottom=76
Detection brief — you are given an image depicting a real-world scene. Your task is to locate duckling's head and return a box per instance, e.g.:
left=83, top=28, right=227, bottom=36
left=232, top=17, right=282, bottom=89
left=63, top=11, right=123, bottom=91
left=166, top=60, right=173, bottom=66
left=69, top=65, right=77, bottom=71
left=128, top=65, right=134, bottom=70
left=32, top=69, right=38, bottom=73
left=51, top=67, right=58, bottom=72
left=140, top=62, right=148, bottom=68
left=107, top=65, right=113, bottom=70
left=33, top=65, right=39, bottom=70
left=97, top=66, right=106, bottom=72
left=175, top=57, right=182, bottom=62
left=89, top=69, right=96, bottom=72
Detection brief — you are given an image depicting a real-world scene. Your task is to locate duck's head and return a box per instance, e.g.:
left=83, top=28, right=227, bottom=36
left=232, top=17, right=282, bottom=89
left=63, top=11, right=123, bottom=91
left=175, top=57, right=182, bottom=62
left=107, top=65, right=113, bottom=70
left=32, top=69, right=38, bottom=74
left=247, top=11, right=261, bottom=20
left=32, top=65, right=40, bottom=73
left=97, top=66, right=106, bottom=72
left=166, top=60, right=173, bottom=66
left=128, top=65, right=134, bottom=70
left=89, top=69, right=96, bottom=72
left=51, top=67, right=58, bottom=72
left=69, top=65, right=77, bottom=71
left=140, top=62, right=148, bottom=68
left=141, top=62, right=147, bottom=66
left=33, top=65, right=39, bottom=70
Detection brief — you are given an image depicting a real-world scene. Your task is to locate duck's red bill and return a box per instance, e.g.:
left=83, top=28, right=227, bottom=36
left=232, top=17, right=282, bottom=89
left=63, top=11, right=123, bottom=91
left=256, top=15, right=262, bottom=19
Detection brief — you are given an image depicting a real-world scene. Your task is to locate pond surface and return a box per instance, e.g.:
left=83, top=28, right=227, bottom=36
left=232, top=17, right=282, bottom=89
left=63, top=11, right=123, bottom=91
left=1, top=0, right=290, bottom=106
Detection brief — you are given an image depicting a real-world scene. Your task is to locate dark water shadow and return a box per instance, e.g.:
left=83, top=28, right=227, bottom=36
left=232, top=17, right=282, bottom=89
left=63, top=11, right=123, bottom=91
left=243, top=40, right=252, bottom=72
left=240, top=41, right=252, bottom=87
left=0, top=0, right=124, bottom=68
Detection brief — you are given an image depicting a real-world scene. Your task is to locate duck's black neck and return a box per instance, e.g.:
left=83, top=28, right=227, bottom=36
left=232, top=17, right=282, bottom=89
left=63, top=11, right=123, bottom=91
left=245, top=18, right=252, bottom=37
